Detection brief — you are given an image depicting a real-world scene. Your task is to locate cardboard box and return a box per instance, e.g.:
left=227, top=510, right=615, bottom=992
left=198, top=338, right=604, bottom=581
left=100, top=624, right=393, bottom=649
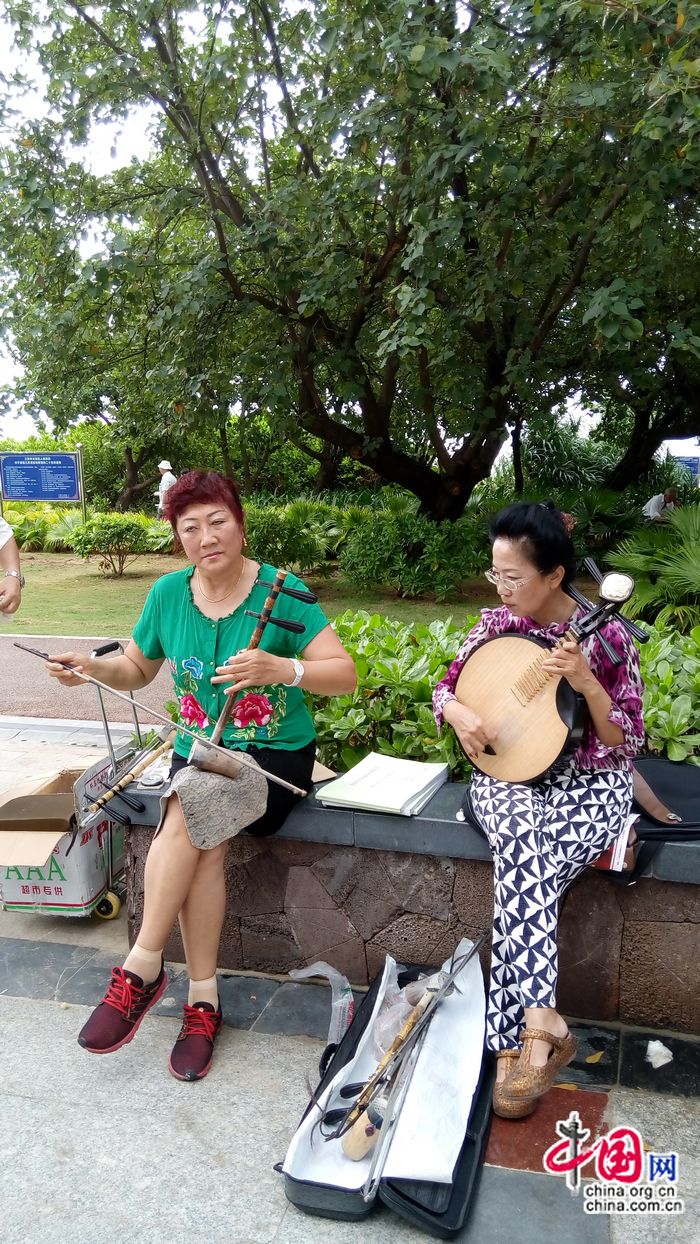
left=0, top=758, right=126, bottom=918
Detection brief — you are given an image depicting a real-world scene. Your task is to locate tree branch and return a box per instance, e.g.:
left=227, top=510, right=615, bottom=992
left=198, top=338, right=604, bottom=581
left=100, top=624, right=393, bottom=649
left=531, top=184, right=628, bottom=357
left=254, top=0, right=321, bottom=178
left=417, top=345, right=452, bottom=472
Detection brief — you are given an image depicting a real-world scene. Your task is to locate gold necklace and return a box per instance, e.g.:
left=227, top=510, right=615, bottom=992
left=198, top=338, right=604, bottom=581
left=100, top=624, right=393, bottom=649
left=195, top=558, right=247, bottom=603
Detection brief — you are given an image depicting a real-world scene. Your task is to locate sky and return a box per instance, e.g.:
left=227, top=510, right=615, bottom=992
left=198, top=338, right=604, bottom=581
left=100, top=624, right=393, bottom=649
left=0, top=13, right=156, bottom=440
left=0, top=12, right=697, bottom=469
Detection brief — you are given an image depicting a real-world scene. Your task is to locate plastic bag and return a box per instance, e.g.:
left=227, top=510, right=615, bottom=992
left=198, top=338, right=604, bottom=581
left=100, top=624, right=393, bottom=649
left=289, top=961, right=355, bottom=1046
left=370, top=969, right=448, bottom=1058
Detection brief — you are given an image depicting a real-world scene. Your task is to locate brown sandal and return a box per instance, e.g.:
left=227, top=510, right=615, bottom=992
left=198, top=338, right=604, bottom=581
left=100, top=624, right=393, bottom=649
left=492, top=1048, right=535, bottom=1120
left=500, top=1027, right=576, bottom=1104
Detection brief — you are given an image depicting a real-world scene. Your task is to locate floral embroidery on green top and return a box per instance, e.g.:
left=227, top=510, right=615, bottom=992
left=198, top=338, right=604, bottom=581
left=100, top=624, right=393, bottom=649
left=132, top=563, right=329, bottom=758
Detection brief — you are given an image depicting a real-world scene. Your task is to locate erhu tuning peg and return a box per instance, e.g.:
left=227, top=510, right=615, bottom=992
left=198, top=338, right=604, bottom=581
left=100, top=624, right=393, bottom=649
left=244, top=610, right=305, bottom=634
left=256, top=578, right=318, bottom=604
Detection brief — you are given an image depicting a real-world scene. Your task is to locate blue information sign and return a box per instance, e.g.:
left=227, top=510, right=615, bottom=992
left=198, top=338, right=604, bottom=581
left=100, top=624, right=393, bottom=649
left=0, top=453, right=81, bottom=502
left=672, top=454, right=700, bottom=483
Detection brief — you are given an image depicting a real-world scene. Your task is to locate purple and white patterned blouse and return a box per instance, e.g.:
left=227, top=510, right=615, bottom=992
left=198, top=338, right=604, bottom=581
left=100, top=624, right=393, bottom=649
left=433, top=605, right=645, bottom=772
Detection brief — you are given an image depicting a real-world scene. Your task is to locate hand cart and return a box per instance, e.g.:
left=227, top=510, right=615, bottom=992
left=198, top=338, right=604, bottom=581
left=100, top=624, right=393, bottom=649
left=72, top=641, right=166, bottom=919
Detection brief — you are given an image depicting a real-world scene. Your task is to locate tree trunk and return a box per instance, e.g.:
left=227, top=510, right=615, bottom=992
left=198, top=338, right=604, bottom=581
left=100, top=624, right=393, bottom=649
left=313, top=443, right=342, bottom=492
left=115, top=446, right=154, bottom=511
left=603, top=375, right=700, bottom=491
left=511, top=414, right=524, bottom=496
left=602, top=408, right=660, bottom=491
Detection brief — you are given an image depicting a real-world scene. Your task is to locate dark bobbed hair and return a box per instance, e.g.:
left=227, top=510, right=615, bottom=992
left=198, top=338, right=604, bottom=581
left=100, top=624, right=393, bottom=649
left=489, top=500, right=576, bottom=586
left=163, top=470, right=245, bottom=531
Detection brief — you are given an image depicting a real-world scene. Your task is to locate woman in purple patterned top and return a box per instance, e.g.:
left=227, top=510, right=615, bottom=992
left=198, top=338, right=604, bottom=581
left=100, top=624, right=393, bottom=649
left=433, top=501, right=644, bottom=1120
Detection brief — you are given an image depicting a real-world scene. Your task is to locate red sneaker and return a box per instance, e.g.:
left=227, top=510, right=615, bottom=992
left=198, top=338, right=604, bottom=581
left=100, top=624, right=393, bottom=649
left=168, top=1001, right=223, bottom=1081
left=78, top=963, right=167, bottom=1054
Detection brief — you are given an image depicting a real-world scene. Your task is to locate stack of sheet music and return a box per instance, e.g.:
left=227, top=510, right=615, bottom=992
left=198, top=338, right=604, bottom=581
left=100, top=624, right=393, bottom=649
left=315, top=751, right=448, bottom=816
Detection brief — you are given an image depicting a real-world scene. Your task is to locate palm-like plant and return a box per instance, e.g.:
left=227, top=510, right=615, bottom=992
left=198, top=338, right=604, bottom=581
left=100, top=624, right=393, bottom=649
left=142, top=519, right=174, bottom=552
left=608, top=504, right=700, bottom=630
left=44, top=509, right=88, bottom=552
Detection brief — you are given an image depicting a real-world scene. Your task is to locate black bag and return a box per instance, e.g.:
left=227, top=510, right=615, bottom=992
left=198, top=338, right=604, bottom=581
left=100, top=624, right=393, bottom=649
left=625, top=756, right=700, bottom=883
left=281, top=963, right=494, bottom=1240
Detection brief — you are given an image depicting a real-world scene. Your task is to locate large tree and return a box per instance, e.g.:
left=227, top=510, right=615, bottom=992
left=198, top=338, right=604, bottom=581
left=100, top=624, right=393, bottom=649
left=1, top=1, right=699, bottom=516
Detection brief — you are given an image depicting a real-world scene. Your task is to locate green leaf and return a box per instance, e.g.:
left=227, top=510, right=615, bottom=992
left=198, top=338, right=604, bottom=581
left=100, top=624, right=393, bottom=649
left=667, top=741, right=689, bottom=762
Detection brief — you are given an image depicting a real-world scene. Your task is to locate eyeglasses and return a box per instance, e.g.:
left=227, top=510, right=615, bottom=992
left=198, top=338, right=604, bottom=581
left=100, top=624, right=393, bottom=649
left=484, top=569, right=540, bottom=593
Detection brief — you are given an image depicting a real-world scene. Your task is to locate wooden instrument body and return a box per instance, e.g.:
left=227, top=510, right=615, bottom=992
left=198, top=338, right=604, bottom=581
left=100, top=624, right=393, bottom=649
left=454, top=634, right=585, bottom=783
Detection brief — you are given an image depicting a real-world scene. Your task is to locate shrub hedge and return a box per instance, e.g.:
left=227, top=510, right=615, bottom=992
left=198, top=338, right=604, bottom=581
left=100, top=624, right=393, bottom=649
left=309, top=612, right=700, bottom=775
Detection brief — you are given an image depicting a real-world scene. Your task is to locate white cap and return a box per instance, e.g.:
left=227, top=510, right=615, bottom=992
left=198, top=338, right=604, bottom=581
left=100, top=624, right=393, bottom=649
left=158, top=460, right=172, bottom=470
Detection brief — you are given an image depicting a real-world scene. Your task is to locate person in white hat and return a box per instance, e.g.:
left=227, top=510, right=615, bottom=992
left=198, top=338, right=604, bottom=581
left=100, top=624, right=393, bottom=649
left=156, top=460, right=177, bottom=517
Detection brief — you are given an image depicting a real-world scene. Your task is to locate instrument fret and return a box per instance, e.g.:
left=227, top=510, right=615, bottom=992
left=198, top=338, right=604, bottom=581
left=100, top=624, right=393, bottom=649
left=513, top=654, right=552, bottom=705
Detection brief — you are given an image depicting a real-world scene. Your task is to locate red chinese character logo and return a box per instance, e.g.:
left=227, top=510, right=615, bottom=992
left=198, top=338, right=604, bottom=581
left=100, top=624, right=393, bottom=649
left=595, top=1127, right=644, bottom=1184
left=543, top=1114, right=645, bottom=1194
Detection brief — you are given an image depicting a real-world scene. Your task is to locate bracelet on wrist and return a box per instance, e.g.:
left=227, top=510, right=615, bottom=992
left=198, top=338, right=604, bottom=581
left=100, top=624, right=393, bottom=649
left=283, top=657, right=304, bottom=688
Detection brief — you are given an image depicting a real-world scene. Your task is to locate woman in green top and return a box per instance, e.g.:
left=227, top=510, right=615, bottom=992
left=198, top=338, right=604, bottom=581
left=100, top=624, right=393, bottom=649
left=47, top=470, right=356, bottom=1081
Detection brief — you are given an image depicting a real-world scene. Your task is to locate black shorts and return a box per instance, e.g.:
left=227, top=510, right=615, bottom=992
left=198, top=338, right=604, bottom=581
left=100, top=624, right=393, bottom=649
left=169, top=741, right=316, bottom=838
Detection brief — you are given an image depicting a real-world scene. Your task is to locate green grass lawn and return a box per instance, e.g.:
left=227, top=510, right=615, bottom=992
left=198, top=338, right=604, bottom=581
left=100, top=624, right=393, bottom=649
left=1, top=553, right=497, bottom=636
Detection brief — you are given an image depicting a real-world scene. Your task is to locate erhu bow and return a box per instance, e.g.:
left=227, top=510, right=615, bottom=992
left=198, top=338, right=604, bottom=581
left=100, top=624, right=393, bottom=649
left=15, top=566, right=320, bottom=805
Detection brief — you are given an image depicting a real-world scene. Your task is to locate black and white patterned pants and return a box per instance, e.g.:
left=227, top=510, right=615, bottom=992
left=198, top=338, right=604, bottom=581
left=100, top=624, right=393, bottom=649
left=469, top=764, right=633, bottom=1052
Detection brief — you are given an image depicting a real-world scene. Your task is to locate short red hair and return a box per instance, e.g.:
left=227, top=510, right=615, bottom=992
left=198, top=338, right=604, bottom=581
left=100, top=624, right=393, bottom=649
left=163, top=470, right=245, bottom=530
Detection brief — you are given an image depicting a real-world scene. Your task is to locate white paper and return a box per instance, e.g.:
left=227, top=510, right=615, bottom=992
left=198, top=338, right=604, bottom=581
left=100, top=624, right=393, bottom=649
left=645, top=1039, right=673, bottom=1069
left=282, top=938, right=485, bottom=1192
left=315, top=752, right=448, bottom=816
left=382, top=942, right=485, bottom=1183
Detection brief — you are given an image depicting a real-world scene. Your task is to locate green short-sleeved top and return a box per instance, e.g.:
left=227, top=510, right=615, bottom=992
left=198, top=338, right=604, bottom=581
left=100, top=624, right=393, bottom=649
left=132, top=562, right=330, bottom=759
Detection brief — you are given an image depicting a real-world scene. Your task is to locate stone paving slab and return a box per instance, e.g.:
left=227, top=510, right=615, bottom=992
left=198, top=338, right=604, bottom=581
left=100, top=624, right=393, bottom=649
left=0, top=994, right=615, bottom=1244
left=0, top=904, right=129, bottom=952
left=607, top=1087, right=699, bottom=1243
left=0, top=995, right=311, bottom=1244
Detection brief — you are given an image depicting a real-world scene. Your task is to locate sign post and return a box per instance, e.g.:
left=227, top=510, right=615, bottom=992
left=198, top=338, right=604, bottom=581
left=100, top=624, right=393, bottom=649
left=0, top=451, right=84, bottom=517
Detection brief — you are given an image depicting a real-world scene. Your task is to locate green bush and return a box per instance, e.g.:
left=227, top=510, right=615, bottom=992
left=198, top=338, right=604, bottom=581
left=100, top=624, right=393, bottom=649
left=310, top=610, right=475, bottom=778
left=245, top=503, right=330, bottom=574
left=43, top=508, right=87, bottom=552
left=143, top=518, right=174, bottom=552
left=2, top=505, right=50, bottom=551
left=340, top=512, right=485, bottom=600
left=639, top=625, right=700, bottom=764
left=308, top=613, right=700, bottom=777
left=608, top=504, right=700, bottom=631
left=72, top=513, right=150, bottom=576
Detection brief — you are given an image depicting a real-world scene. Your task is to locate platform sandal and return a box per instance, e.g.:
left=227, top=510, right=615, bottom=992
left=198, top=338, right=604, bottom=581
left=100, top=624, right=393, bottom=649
left=492, top=1048, right=535, bottom=1120
left=499, top=1027, right=576, bottom=1106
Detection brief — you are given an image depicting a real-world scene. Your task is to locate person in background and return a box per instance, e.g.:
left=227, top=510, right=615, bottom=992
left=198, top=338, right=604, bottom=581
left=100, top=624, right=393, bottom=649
left=642, top=487, right=677, bottom=523
left=0, top=516, right=24, bottom=615
left=156, top=460, right=177, bottom=517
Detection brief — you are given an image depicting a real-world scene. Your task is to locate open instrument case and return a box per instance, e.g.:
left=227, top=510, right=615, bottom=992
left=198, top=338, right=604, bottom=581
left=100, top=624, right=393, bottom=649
left=280, top=958, right=495, bottom=1240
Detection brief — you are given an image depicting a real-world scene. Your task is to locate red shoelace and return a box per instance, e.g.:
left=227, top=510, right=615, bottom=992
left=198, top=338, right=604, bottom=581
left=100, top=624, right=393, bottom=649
left=178, top=1004, right=220, bottom=1041
left=102, top=967, right=148, bottom=1018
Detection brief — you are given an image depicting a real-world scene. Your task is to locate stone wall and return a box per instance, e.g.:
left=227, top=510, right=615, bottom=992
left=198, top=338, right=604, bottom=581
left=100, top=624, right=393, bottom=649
left=126, top=828, right=700, bottom=1034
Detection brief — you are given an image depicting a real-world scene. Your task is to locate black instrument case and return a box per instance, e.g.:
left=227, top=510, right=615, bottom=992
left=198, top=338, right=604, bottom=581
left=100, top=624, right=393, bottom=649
left=280, top=962, right=494, bottom=1240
